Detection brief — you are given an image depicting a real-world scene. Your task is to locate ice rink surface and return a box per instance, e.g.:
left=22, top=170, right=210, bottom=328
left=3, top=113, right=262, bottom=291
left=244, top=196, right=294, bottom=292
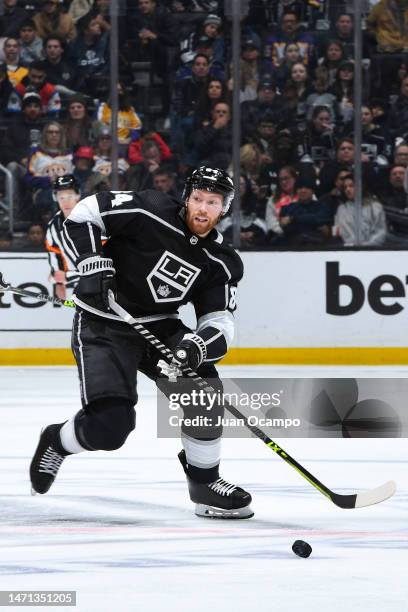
left=0, top=365, right=406, bottom=612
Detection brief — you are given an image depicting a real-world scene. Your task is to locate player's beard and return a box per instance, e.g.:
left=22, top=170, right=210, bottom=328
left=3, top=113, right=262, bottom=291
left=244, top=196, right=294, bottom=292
left=186, top=208, right=221, bottom=236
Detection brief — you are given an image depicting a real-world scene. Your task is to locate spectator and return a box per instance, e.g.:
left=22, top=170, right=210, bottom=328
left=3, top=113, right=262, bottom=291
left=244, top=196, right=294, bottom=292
left=319, top=169, right=353, bottom=223
left=220, top=175, right=267, bottom=248
left=296, top=105, right=337, bottom=166
left=334, top=175, right=386, bottom=246
left=238, top=38, right=262, bottom=101
left=248, top=115, right=278, bottom=168
left=72, top=146, right=95, bottom=192
left=0, top=230, right=14, bottom=251
left=330, top=60, right=354, bottom=124
left=317, top=40, right=347, bottom=85
left=93, top=0, right=113, bottom=33
left=267, top=165, right=298, bottom=216
left=318, top=137, right=356, bottom=195
left=19, top=20, right=45, bottom=66
left=241, top=80, right=287, bottom=142
left=193, top=78, right=230, bottom=128
left=3, top=38, right=28, bottom=87
left=0, top=62, right=14, bottom=117
left=170, top=53, right=211, bottom=153
left=152, top=168, right=179, bottom=197
left=344, top=105, right=389, bottom=161
left=264, top=10, right=315, bottom=69
left=194, top=101, right=232, bottom=170
left=189, top=35, right=225, bottom=80
left=172, top=53, right=211, bottom=116
left=285, top=62, right=313, bottom=125
left=4, top=92, right=46, bottom=217
left=393, top=142, right=408, bottom=167
left=12, top=61, right=61, bottom=115
left=179, top=13, right=224, bottom=68
left=69, top=11, right=109, bottom=97
left=63, top=94, right=96, bottom=149
left=92, top=128, right=129, bottom=176
left=239, top=143, right=265, bottom=186
left=272, top=41, right=303, bottom=92
left=388, top=76, right=408, bottom=140
left=21, top=222, right=46, bottom=251
left=305, top=66, right=338, bottom=121
left=366, top=0, right=408, bottom=53
left=389, top=60, right=408, bottom=97
left=318, top=13, right=360, bottom=59
left=97, top=83, right=142, bottom=153
left=0, top=0, right=30, bottom=38
left=378, top=165, right=408, bottom=244
left=279, top=175, right=331, bottom=246
left=42, top=36, right=76, bottom=92
left=125, top=139, right=163, bottom=191
left=128, top=129, right=172, bottom=166
left=25, top=121, right=72, bottom=220
left=33, top=0, right=76, bottom=43
left=273, top=128, right=300, bottom=168
left=22, top=223, right=46, bottom=253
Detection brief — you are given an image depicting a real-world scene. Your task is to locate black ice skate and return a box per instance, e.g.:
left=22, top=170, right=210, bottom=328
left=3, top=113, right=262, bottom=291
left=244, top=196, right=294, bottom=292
left=30, top=424, right=69, bottom=494
left=178, top=450, right=254, bottom=519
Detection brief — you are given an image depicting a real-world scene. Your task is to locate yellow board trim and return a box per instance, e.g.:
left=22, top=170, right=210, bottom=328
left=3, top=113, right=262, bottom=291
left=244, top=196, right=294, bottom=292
left=1, top=347, right=408, bottom=366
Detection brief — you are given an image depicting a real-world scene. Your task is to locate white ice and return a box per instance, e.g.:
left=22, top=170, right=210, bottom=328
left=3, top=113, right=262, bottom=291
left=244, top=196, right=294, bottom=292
left=0, top=366, right=406, bottom=612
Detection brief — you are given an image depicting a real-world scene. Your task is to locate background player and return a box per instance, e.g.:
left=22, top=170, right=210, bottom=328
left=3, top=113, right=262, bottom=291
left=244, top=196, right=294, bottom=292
left=45, top=175, right=81, bottom=300
left=30, top=167, right=253, bottom=520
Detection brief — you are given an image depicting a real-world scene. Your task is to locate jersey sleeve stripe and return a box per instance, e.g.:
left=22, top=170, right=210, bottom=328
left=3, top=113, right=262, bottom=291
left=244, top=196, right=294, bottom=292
left=62, top=222, right=80, bottom=259
left=87, top=221, right=97, bottom=253
left=100, top=208, right=185, bottom=237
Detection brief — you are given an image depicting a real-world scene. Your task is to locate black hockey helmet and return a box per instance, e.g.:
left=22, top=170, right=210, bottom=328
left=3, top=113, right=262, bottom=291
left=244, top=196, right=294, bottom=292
left=53, top=174, right=80, bottom=193
left=182, top=166, right=234, bottom=215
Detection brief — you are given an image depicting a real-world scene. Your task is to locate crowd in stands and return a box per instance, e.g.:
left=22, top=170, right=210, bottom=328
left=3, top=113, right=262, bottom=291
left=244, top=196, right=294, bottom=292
left=1, top=0, right=408, bottom=250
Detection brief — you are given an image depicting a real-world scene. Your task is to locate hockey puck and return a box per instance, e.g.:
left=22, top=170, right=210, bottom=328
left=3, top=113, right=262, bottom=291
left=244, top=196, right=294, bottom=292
left=292, top=540, right=312, bottom=558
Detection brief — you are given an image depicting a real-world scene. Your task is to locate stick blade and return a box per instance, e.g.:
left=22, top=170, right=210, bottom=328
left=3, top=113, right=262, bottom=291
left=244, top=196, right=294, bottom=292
left=354, top=480, right=396, bottom=508
left=331, top=480, right=396, bottom=509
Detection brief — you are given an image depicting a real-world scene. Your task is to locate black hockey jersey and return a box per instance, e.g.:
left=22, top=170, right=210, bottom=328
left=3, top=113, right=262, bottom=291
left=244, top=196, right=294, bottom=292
left=46, top=210, right=80, bottom=287
left=64, top=189, right=244, bottom=362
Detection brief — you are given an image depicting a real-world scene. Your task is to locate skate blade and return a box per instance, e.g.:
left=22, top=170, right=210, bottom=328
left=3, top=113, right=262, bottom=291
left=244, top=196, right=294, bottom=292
left=195, top=503, right=254, bottom=519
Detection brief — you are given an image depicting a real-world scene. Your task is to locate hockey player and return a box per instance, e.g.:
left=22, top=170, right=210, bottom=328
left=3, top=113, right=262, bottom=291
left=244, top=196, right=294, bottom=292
left=30, top=166, right=253, bottom=519
left=45, top=175, right=81, bottom=300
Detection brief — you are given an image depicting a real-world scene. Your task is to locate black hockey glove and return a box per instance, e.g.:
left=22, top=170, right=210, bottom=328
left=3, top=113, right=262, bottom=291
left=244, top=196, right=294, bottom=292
left=173, top=333, right=207, bottom=372
left=75, top=255, right=116, bottom=312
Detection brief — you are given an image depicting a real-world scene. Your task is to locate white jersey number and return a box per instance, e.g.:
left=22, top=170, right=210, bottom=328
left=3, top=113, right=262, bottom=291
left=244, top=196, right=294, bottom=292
left=111, top=192, right=133, bottom=208
left=228, top=286, right=237, bottom=310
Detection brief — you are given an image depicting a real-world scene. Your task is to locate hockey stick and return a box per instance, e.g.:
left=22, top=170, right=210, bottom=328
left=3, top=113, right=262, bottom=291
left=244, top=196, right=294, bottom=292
left=107, top=293, right=396, bottom=510
left=0, top=272, right=396, bottom=508
left=0, top=272, right=75, bottom=308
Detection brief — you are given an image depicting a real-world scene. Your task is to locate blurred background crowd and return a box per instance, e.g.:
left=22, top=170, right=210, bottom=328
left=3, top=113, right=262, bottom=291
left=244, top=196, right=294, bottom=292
left=1, top=0, right=408, bottom=250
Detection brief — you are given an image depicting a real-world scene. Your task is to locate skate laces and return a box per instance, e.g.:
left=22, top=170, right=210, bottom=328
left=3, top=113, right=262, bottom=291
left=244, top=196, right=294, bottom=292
left=38, top=446, right=64, bottom=476
left=208, top=478, right=237, bottom=496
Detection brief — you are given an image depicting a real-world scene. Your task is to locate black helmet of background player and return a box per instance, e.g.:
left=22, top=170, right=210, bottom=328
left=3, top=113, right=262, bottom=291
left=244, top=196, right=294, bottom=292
left=54, top=174, right=80, bottom=194
left=53, top=174, right=81, bottom=217
left=182, top=166, right=234, bottom=216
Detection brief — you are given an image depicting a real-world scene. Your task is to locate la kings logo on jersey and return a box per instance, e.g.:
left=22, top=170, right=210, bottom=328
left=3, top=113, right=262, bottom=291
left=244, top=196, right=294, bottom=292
left=147, top=251, right=200, bottom=303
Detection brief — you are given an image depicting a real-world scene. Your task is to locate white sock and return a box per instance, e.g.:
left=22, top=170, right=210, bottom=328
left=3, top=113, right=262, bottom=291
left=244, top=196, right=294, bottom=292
left=181, top=433, right=221, bottom=469
left=60, top=417, right=87, bottom=454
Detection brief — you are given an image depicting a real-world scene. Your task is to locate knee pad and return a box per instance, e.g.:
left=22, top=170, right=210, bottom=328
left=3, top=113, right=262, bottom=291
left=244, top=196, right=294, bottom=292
left=76, top=397, right=136, bottom=451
